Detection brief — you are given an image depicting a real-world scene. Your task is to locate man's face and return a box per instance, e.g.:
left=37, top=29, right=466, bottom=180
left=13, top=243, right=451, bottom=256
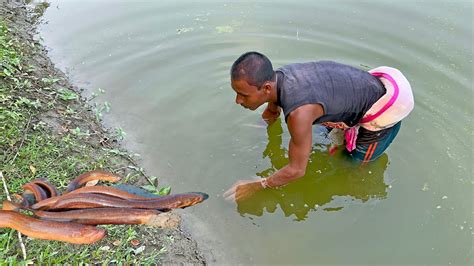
left=231, top=79, right=267, bottom=111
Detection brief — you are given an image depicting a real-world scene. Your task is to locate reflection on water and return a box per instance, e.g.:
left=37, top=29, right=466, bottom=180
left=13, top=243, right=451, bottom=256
left=237, top=119, right=389, bottom=221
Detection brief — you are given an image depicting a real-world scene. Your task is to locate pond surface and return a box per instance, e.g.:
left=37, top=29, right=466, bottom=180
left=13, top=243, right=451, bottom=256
left=38, top=0, right=472, bottom=264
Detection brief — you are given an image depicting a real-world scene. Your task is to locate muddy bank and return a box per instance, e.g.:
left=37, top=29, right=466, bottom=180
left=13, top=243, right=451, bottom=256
left=0, top=1, right=205, bottom=264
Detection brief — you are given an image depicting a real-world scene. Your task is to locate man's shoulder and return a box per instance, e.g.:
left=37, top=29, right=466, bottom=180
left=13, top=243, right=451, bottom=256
left=278, top=60, right=350, bottom=74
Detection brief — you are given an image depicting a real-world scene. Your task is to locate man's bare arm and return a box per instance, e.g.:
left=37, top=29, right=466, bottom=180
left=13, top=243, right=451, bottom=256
left=266, top=104, right=322, bottom=187
left=223, top=104, right=323, bottom=202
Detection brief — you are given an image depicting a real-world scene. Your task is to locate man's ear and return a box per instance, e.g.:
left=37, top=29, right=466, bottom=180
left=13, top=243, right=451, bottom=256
left=263, top=82, right=272, bottom=94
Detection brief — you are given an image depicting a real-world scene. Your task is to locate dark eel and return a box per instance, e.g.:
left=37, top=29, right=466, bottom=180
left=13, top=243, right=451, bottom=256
left=30, top=178, right=59, bottom=198
left=22, top=183, right=48, bottom=203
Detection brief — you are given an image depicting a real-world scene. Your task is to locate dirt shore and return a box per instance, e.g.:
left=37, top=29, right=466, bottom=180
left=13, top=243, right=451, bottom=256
left=0, top=1, right=206, bottom=264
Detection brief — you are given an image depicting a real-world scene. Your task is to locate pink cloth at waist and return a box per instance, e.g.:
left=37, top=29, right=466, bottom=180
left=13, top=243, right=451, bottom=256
left=344, top=72, right=399, bottom=152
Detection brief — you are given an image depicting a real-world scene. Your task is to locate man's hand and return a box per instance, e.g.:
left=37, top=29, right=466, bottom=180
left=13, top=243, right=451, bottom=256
left=223, top=179, right=264, bottom=202
left=262, top=106, right=281, bottom=125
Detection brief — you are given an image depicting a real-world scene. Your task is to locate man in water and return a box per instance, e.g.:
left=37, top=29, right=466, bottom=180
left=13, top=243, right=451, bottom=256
left=224, top=51, right=413, bottom=201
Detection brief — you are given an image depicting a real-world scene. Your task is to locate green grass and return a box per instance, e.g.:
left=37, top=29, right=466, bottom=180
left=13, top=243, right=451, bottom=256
left=0, top=20, right=170, bottom=264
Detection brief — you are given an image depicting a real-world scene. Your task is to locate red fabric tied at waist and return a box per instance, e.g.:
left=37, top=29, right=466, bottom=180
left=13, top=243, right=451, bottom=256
left=344, top=126, right=360, bottom=152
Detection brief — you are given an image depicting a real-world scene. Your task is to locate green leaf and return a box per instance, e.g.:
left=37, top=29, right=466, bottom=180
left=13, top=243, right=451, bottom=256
left=58, top=88, right=78, bottom=101
left=3, top=68, right=11, bottom=76
left=141, top=184, right=156, bottom=192
left=158, top=186, right=171, bottom=196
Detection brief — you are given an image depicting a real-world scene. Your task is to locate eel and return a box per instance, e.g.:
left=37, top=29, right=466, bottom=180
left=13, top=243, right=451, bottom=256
left=22, top=183, right=48, bottom=202
left=33, top=208, right=162, bottom=225
left=30, top=195, right=62, bottom=210
left=31, top=186, right=151, bottom=210
left=2, top=200, right=21, bottom=211
left=47, top=192, right=208, bottom=211
left=66, top=186, right=150, bottom=200
left=13, top=194, right=34, bottom=208
left=0, top=210, right=106, bottom=244
left=113, top=184, right=161, bottom=198
left=66, top=170, right=121, bottom=192
left=30, top=178, right=59, bottom=198
left=2, top=201, right=177, bottom=228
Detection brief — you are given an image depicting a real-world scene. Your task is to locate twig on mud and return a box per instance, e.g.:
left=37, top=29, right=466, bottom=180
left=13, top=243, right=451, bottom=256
left=122, top=155, right=156, bottom=187
left=0, top=171, right=27, bottom=260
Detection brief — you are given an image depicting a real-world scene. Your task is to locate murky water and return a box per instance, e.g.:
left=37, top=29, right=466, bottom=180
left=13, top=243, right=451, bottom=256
left=38, top=0, right=472, bottom=264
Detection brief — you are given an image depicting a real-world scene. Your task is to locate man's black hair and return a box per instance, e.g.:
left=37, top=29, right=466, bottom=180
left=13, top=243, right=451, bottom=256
left=230, top=51, right=275, bottom=88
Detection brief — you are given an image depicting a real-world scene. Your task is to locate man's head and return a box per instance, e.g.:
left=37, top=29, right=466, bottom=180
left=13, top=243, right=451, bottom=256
left=230, top=52, right=275, bottom=110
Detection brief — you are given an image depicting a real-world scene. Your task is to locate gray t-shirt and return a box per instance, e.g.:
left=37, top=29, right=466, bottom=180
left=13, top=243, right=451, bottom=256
left=276, top=61, right=386, bottom=127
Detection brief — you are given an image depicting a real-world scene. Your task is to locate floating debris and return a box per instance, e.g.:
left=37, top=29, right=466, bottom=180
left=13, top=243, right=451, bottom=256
left=436, top=205, right=441, bottom=209
left=421, top=183, right=429, bottom=191
left=215, top=25, right=234, bottom=33
left=176, top=27, right=194, bottom=34
left=441, top=196, right=448, bottom=199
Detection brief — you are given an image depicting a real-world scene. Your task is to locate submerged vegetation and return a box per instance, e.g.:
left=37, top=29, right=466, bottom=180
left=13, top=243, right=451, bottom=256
left=0, top=3, right=202, bottom=264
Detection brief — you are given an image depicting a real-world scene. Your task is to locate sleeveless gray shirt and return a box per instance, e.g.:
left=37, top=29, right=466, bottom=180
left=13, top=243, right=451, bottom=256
left=276, top=61, right=386, bottom=127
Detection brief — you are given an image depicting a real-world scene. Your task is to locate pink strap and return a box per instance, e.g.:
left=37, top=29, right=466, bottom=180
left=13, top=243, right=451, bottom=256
left=359, top=72, right=400, bottom=123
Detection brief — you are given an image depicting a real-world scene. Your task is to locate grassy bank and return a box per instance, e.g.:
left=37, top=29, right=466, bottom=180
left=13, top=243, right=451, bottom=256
left=0, top=2, right=204, bottom=264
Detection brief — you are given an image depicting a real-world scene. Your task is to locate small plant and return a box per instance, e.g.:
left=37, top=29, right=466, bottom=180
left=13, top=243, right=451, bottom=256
left=94, top=101, right=111, bottom=121
left=114, top=127, right=127, bottom=140
left=57, top=88, right=78, bottom=101
left=141, top=180, right=171, bottom=196
left=15, top=96, right=41, bottom=109
left=164, top=235, right=174, bottom=244
left=70, top=127, right=90, bottom=137
left=89, top=88, right=105, bottom=101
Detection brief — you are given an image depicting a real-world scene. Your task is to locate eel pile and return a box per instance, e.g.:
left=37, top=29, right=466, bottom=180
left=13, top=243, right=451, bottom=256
left=0, top=170, right=208, bottom=244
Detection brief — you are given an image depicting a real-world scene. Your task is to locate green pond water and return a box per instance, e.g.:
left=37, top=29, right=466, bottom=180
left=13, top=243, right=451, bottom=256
left=37, top=0, right=472, bottom=264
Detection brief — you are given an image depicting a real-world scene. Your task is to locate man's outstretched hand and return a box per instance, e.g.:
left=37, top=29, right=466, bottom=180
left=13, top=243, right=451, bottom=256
left=224, top=179, right=264, bottom=202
